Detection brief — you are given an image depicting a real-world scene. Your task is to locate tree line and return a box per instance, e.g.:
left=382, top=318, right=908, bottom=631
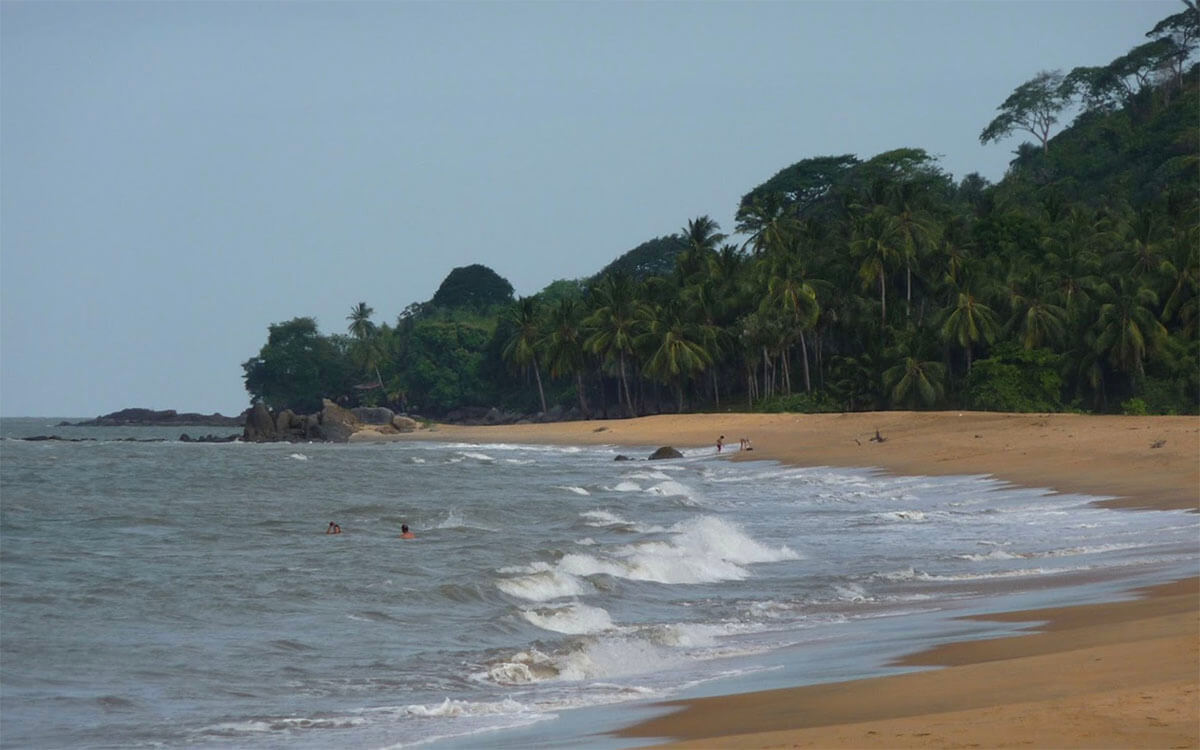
left=243, top=4, right=1198, bottom=418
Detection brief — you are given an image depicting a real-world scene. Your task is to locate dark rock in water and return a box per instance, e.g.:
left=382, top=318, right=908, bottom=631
left=647, top=446, right=683, bottom=460
left=613, top=454, right=634, bottom=461
left=179, top=433, right=239, bottom=443
left=67, top=408, right=243, bottom=427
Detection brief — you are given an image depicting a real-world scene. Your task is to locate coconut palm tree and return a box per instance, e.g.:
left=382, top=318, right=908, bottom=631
left=638, top=300, right=713, bottom=412
left=1093, top=278, right=1166, bottom=379
left=346, top=301, right=384, bottom=397
left=883, top=353, right=946, bottom=408
left=850, top=207, right=901, bottom=326
left=541, top=297, right=591, bottom=418
left=940, top=284, right=1000, bottom=371
left=501, top=297, right=548, bottom=414
left=584, top=273, right=650, bottom=417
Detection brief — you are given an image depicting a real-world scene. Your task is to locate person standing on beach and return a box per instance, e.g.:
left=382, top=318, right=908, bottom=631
left=400, top=524, right=415, bottom=539
left=717, top=435, right=725, bottom=453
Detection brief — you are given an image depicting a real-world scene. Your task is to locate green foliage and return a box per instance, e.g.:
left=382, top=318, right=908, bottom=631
left=980, top=70, right=1073, bottom=151
left=755, top=391, right=839, bottom=414
left=964, top=346, right=1064, bottom=412
left=241, top=317, right=356, bottom=412
left=430, top=264, right=515, bottom=311
left=398, top=316, right=496, bottom=413
left=596, top=236, right=687, bottom=280
left=1120, top=397, right=1149, bottom=416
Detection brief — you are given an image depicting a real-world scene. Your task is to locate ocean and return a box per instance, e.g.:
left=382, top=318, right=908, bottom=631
left=1, top=417, right=1196, bottom=749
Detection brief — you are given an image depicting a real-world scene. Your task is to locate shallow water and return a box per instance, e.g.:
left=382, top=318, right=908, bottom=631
left=1, top=418, right=1196, bottom=749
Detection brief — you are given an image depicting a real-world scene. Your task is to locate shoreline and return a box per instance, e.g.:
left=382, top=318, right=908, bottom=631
left=357, top=411, right=1199, bottom=748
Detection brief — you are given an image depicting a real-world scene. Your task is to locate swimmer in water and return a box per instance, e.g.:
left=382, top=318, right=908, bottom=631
left=326, top=522, right=342, bottom=534
left=400, top=524, right=415, bottom=539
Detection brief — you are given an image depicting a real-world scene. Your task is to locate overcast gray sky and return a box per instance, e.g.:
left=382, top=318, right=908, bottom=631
left=1, top=0, right=1176, bottom=418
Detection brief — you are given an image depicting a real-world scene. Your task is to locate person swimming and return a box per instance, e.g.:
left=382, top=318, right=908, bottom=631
left=326, top=522, right=342, bottom=534
left=400, top=524, right=415, bottom=539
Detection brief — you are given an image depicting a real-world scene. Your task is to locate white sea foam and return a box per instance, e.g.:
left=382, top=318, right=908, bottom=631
left=288, top=453, right=309, bottom=461
left=581, top=510, right=626, bottom=526
left=496, top=564, right=588, bottom=601
left=505, top=515, right=799, bottom=593
left=622, top=470, right=673, bottom=481
left=459, top=451, right=493, bottom=462
left=521, top=602, right=615, bottom=634
left=957, top=548, right=1020, bottom=561
left=557, top=486, right=590, bottom=496
left=609, top=481, right=642, bottom=492
left=646, top=480, right=695, bottom=498
left=404, top=697, right=529, bottom=718
left=872, top=510, right=927, bottom=522
left=580, top=509, right=665, bottom=533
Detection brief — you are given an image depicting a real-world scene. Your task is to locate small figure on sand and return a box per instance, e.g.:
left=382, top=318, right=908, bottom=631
left=739, top=437, right=752, bottom=451
left=400, top=524, right=415, bottom=539
left=716, top=435, right=725, bottom=453
left=326, top=522, right=342, bottom=534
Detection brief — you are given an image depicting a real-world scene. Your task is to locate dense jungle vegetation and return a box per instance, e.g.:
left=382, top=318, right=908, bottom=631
left=243, top=4, right=1199, bottom=418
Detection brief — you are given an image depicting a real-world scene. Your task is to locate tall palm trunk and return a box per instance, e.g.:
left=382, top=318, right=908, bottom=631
left=879, top=269, right=887, bottom=324
left=532, top=355, right=547, bottom=414
left=618, top=352, right=633, bottom=418
left=575, top=372, right=590, bottom=419
left=798, top=330, right=812, bottom=393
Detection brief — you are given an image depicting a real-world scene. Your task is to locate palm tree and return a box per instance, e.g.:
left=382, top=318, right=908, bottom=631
left=736, top=193, right=796, bottom=256
left=889, top=181, right=941, bottom=317
left=850, top=207, right=900, bottom=326
left=883, top=354, right=946, bottom=408
left=1093, top=278, right=1166, bottom=379
left=638, top=301, right=713, bottom=412
left=940, top=284, right=1000, bottom=371
left=541, top=297, right=591, bottom=418
left=764, top=254, right=820, bottom=392
left=501, top=297, right=548, bottom=414
left=677, top=216, right=727, bottom=283
left=1006, top=278, right=1067, bottom=350
left=584, top=273, right=650, bottom=417
left=346, top=302, right=384, bottom=397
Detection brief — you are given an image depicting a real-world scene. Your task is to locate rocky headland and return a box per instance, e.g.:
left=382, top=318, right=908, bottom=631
left=62, top=408, right=243, bottom=427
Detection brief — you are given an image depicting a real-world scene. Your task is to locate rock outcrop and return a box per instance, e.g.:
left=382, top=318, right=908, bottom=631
left=242, top=399, right=364, bottom=443
left=63, top=408, right=242, bottom=427
left=647, top=446, right=684, bottom=460
left=352, top=407, right=395, bottom=425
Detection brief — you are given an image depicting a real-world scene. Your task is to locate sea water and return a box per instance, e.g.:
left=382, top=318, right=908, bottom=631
left=1, top=417, right=1196, bottom=749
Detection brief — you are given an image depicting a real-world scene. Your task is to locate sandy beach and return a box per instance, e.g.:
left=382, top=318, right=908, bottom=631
left=358, top=411, right=1200, bottom=748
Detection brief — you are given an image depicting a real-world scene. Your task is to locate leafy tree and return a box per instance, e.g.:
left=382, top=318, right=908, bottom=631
left=242, top=317, right=355, bottom=412
left=980, top=70, right=1073, bottom=152
left=965, top=344, right=1063, bottom=412
left=431, top=264, right=515, bottom=311
left=597, top=236, right=687, bottom=280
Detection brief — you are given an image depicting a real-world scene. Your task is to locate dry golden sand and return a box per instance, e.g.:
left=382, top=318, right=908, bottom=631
left=356, top=411, right=1200, bottom=748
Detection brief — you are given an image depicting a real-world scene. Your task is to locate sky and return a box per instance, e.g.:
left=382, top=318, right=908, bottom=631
left=0, top=0, right=1178, bottom=418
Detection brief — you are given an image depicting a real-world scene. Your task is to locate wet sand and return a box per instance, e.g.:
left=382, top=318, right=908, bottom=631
left=356, top=411, right=1200, bottom=748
